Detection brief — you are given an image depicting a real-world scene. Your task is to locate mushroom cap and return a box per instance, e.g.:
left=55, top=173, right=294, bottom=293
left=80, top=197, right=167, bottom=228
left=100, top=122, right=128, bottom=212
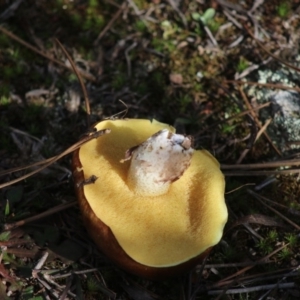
left=72, top=119, right=227, bottom=279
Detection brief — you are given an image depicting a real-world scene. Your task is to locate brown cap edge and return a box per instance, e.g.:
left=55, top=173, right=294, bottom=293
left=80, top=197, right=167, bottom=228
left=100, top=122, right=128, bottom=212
left=72, top=148, right=211, bottom=280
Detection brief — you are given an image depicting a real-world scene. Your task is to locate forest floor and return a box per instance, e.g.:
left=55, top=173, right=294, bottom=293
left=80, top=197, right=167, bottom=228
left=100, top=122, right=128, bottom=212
left=0, top=0, right=300, bottom=299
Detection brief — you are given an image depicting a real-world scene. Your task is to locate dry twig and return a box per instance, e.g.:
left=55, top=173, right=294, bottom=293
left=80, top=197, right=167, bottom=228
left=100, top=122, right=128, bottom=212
left=0, top=129, right=111, bottom=189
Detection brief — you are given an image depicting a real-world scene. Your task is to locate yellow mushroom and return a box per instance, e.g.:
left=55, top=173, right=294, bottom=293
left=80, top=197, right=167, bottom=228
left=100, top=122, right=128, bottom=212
left=72, top=119, right=227, bottom=279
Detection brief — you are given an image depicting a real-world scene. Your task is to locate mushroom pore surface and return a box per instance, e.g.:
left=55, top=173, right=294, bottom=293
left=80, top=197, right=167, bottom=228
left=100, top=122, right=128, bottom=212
left=78, top=119, right=227, bottom=267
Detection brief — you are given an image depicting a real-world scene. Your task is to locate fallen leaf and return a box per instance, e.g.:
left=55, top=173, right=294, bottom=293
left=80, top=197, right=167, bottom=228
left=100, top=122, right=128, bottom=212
left=169, top=73, right=183, bottom=85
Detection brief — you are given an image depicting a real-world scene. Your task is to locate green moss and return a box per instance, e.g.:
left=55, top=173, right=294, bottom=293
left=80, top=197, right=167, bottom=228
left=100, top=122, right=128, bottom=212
left=277, top=247, right=292, bottom=260
left=237, top=56, right=250, bottom=73
left=152, top=38, right=165, bottom=52
left=83, top=15, right=105, bottom=32
left=94, top=15, right=105, bottom=30
left=267, top=230, right=278, bottom=242
left=257, top=238, right=273, bottom=255
left=207, top=18, right=221, bottom=33
left=0, top=231, right=10, bottom=242
left=68, top=73, right=78, bottom=82
left=285, top=233, right=298, bottom=247
left=0, top=95, right=11, bottom=106
left=194, top=83, right=203, bottom=92
left=277, top=2, right=291, bottom=18
left=133, top=0, right=148, bottom=10
left=134, top=20, right=147, bottom=33
left=193, top=24, right=203, bottom=36
left=161, top=20, right=175, bottom=39
left=86, top=276, right=101, bottom=292
left=221, top=123, right=237, bottom=134
left=151, top=37, right=176, bottom=53
left=88, top=0, right=98, bottom=8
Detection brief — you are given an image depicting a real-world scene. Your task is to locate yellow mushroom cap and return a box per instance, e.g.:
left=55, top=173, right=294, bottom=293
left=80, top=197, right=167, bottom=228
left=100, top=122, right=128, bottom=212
left=73, top=119, right=227, bottom=276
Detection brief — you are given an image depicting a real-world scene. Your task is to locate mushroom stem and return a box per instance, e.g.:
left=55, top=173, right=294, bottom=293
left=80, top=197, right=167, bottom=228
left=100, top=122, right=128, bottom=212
left=124, top=129, right=194, bottom=196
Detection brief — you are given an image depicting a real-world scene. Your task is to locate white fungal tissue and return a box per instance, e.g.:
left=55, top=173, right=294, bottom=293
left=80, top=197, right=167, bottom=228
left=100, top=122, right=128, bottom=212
left=125, top=129, right=194, bottom=196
